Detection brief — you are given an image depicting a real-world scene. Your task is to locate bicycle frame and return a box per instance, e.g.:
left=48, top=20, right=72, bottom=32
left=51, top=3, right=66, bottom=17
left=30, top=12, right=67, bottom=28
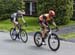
left=17, top=23, right=25, bottom=32
left=34, top=27, right=60, bottom=51
left=48, top=29, right=52, bottom=35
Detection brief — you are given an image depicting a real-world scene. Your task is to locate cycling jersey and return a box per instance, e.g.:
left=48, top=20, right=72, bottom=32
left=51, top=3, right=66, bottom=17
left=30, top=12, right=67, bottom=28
left=39, top=13, right=54, bottom=32
left=39, top=14, right=52, bottom=21
left=39, top=14, right=53, bottom=25
left=11, top=13, right=18, bottom=21
left=10, top=12, right=26, bottom=25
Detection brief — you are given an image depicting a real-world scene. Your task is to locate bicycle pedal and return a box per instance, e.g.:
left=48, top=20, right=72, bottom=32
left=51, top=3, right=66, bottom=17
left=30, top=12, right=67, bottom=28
left=42, top=42, right=46, bottom=45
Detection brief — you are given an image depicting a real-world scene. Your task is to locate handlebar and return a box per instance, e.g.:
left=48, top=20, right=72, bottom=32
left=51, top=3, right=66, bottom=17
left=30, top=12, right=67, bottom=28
left=23, top=23, right=28, bottom=27
left=18, top=23, right=28, bottom=27
left=51, top=27, right=59, bottom=32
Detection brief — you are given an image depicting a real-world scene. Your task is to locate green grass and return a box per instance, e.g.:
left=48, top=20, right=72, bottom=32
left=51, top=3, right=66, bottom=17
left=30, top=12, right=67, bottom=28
left=0, top=16, right=40, bottom=32
left=60, top=32, right=75, bottom=39
left=0, top=16, right=75, bottom=39
left=0, top=16, right=75, bottom=32
left=58, top=20, right=75, bottom=28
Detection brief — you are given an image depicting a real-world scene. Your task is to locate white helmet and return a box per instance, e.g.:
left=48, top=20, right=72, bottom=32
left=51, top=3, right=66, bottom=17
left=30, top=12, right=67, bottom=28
left=17, top=10, right=25, bottom=15
left=49, top=10, right=55, bottom=17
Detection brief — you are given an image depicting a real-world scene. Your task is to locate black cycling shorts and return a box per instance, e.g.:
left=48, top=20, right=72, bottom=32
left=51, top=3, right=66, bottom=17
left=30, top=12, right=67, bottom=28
left=10, top=17, right=18, bottom=22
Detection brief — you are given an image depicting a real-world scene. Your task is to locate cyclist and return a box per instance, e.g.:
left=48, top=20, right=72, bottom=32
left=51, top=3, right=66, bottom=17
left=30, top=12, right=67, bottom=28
left=39, top=10, right=58, bottom=45
left=10, top=10, right=27, bottom=30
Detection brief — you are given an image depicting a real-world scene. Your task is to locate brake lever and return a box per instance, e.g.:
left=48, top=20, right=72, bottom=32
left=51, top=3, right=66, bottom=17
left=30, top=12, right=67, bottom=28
left=51, top=28, right=59, bottom=32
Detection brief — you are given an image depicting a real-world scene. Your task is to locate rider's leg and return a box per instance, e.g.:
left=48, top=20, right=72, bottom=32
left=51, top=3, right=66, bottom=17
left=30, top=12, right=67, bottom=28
left=42, top=27, right=48, bottom=38
left=40, top=23, right=46, bottom=44
left=14, top=22, right=18, bottom=29
left=13, top=22, right=16, bottom=30
left=41, top=30, right=45, bottom=42
left=41, top=28, right=47, bottom=45
left=13, top=21, right=19, bottom=34
left=14, top=21, right=20, bottom=31
left=11, top=20, right=16, bottom=32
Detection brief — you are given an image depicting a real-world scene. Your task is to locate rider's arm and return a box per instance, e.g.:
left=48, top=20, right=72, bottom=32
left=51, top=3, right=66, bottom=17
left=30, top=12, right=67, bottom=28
left=21, top=15, right=26, bottom=23
left=51, top=18, right=59, bottom=31
left=51, top=18, right=57, bottom=27
left=21, top=15, right=28, bottom=26
left=39, top=15, right=48, bottom=27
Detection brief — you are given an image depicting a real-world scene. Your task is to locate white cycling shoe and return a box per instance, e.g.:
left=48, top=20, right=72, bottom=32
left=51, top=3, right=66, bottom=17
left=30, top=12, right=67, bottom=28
left=42, top=41, right=46, bottom=45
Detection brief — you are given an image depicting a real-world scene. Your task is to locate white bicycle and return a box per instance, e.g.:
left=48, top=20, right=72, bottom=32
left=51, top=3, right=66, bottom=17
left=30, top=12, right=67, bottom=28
left=34, top=28, right=60, bottom=51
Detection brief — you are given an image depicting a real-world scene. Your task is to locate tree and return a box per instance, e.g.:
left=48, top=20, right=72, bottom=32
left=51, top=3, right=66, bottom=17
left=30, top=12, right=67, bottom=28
left=0, top=0, right=25, bottom=20
left=37, top=0, right=56, bottom=15
left=55, top=0, right=73, bottom=25
left=37, top=0, right=73, bottom=25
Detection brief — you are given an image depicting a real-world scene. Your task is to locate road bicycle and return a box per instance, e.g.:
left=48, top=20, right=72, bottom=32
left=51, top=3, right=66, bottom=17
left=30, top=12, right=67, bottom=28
left=34, top=27, right=60, bottom=51
left=10, top=23, right=28, bottom=43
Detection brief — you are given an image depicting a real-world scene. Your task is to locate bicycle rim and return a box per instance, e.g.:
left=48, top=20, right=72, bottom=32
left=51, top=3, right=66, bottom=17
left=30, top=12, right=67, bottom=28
left=20, top=30, right=28, bottom=43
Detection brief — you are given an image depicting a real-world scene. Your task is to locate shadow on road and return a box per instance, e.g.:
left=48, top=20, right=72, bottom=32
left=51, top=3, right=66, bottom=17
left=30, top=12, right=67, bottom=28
left=3, top=39, right=22, bottom=43
left=27, top=45, right=54, bottom=52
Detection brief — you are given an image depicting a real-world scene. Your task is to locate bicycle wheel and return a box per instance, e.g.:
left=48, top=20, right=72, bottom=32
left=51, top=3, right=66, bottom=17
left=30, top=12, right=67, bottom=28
left=20, top=30, right=28, bottom=43
left=10, top=28, right=17, bottom=40
left=48, top=33, right=60, bottom=51
left=34, top=32, right=42, bottom=47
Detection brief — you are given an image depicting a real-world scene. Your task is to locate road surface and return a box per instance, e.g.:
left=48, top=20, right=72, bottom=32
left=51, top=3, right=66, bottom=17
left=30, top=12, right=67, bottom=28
left=0, top=32, right=75, bottom=55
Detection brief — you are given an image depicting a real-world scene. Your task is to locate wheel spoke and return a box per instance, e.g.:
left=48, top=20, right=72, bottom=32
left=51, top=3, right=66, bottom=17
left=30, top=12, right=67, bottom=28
left=20, top=31, right=28, bottom=43
left=10, top=28, right=17, bottom=40
left=48, top=33, right=60, bottom=51
left=34, top=32, right=42, bottom=47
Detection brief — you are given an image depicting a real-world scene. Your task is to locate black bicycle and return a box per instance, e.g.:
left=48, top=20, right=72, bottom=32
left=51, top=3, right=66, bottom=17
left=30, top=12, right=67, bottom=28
left=34, top=28, right=60, bottom=51
left=10, top=24, right=28, bottom=43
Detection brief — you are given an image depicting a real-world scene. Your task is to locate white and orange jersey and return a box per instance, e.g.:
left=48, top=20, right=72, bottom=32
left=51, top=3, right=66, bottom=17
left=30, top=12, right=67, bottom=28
left=39, top=14, right=52, bottom=22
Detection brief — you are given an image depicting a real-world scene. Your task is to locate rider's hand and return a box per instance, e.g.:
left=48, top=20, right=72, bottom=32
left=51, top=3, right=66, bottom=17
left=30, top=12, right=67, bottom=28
left=55, top=26, right=59, bottom=32
left=24, top=22, right=28, bottom=27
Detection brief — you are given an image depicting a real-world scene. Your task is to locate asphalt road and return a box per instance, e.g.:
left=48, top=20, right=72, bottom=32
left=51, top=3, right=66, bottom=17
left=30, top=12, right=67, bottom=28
left=28, top=25, right=75, bottom=35
left=0, top=32, right=75, bottom=55
left=28, top=25, right=75, bottom=42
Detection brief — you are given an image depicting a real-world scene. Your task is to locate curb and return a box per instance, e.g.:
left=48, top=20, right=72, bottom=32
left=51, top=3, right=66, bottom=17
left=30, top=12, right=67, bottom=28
left=0, top=30, right=75, bottom=43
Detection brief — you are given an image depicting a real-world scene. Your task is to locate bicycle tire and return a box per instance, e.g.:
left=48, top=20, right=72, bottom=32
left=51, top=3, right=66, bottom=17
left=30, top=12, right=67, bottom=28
left=10, top=28, right=17, bottom=40
left=20, top=30, right=28, bottom=43
left=48, top=33, right=60, bottom=51
left=34, top=32, right=42, bottom=47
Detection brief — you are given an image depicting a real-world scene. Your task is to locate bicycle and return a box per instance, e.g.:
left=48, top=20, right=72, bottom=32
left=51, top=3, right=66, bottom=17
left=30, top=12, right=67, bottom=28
left=34, top=27, right=60, bottom=51
left=10, top=23, right=28, bottom=43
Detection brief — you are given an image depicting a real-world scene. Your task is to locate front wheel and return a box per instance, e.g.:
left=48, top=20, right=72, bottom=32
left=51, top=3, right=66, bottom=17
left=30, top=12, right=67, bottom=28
left=48, top=33, right=60, bottom=51
left=20, top=30, right=28, bottom=43
left=34, top=32, right=42, bottom=47
left=10, top=28, right=17, bottom=40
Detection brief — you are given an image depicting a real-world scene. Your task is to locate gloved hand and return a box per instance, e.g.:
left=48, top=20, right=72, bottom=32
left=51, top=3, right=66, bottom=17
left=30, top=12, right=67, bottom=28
left=55, top=26, right=59, bottom=32
left=24, top=22, right=28, bottom=27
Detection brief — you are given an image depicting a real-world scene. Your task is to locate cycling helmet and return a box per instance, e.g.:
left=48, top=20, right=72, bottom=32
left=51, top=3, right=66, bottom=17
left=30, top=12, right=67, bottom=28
left=17, top=10, right=25, bottom=15
left=49, top=10, right=55, bottom=17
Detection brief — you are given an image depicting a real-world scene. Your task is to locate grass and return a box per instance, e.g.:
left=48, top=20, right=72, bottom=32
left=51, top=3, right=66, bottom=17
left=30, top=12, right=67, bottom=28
left=0, top=16, right=40, bottom=32
left=0, top=16, right=75, bottom=39
left=58, top=20, right=75, bottom=28
left=0, top=16, right=75, bottom=32
left=60, top=32, right=75, bottom=40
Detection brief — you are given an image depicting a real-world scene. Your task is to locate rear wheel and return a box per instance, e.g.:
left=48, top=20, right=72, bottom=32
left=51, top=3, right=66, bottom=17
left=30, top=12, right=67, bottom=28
left=48, top=33, right=60, bottom=51
left=10, top=28, right=17, bottom=40
left=20, top=30, right=28, bottom=43
left=34, top=32, right=42, bottom=47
